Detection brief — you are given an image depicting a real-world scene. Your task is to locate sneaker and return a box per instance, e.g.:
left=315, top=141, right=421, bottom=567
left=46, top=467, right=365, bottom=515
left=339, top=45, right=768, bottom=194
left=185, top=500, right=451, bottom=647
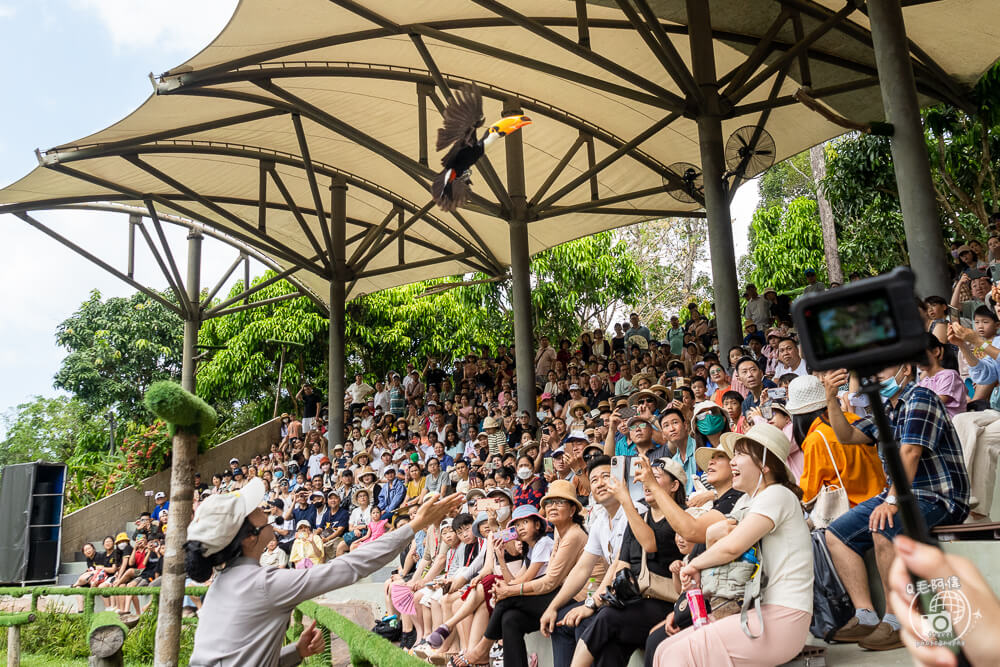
left=832, top=617, right=878, bottom=642
left=858, top=622, right=903, bottom=651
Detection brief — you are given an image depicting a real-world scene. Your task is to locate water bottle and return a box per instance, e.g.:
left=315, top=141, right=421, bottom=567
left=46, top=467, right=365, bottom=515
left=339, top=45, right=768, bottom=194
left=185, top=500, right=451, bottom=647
left=586, top=577, right=596, bottom=603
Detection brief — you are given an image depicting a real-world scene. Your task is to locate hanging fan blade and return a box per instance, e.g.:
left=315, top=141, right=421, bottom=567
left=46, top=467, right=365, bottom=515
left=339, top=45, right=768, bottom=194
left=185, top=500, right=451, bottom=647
left=725, top=126, right=776, bottom=179
left=663, top=162, right=704, bottom=204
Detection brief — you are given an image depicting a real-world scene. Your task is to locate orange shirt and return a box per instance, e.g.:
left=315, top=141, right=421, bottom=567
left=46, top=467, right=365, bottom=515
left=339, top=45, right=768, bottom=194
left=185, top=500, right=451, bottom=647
left=799, top=414, right=886, bottom=507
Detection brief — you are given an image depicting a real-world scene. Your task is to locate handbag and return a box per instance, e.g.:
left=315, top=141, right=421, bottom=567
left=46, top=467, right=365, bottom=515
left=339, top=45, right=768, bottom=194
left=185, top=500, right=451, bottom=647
left=636, top=513, right=678, bottom=603
left=806, top=430, right=850, bottom=529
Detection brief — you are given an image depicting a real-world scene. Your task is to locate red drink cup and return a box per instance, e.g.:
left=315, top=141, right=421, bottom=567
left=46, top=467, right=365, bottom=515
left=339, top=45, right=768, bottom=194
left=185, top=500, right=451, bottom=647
left=686, top=588, right=710, bottom=628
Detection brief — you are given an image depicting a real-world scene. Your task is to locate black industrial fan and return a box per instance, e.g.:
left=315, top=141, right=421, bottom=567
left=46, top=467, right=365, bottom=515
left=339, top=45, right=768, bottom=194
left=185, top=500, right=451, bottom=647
left=663, top=162, right=704, bottom=203
left=724, top=125, right=776, bottom=179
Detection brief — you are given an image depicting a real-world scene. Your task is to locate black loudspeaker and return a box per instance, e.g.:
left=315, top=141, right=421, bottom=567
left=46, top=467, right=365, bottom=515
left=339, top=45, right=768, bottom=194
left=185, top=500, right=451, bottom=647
left=0, top=462, right=66, bottom=584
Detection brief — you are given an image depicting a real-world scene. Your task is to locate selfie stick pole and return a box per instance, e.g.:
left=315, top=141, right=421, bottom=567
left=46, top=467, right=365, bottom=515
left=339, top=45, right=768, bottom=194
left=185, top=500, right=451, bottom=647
left=859, top=376, right=969, bottom=664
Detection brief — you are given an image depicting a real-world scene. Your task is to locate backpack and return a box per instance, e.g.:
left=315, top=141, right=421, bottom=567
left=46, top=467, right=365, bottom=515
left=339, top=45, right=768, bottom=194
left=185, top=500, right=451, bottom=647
left=809, top=529, right=854, bottom=642
left=372, top=615, right=402, bottom=642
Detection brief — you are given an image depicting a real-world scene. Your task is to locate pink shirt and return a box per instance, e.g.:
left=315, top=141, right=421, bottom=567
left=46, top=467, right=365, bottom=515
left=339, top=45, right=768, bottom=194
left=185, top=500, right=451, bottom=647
left=366, top=519, right=389, bottom=541
left=918, top=369, right=967, bottom=417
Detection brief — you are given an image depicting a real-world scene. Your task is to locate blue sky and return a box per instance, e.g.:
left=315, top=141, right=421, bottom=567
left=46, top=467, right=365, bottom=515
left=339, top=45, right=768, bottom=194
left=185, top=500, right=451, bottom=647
left=0, top=1, right=758, bottom=426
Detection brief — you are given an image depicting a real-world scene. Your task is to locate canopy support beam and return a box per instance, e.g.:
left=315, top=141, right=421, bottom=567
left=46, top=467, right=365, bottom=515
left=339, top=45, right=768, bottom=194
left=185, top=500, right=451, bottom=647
left=504, top=98, right=536, bottom=421
left=154, top=227, right=201, bottom=667
left=203, top=251, right=249, bottom=306
left=867, top=0, right=949, bottom=297
left=329, top=175, right=349, bottom=454
left=688, top=0, right=741, bottom=359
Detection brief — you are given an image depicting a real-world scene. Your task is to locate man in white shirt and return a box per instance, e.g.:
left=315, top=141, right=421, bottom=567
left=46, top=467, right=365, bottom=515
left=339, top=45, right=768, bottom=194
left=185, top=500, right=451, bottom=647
left=346, top=374, right=374, bottom=411
left=742, top=283, right=772, bottom=330
left=373, top=381, right=390, bottom=413
left=539, top=455, right=632, bottom=666
left=773, top=337, right=808, bottom=378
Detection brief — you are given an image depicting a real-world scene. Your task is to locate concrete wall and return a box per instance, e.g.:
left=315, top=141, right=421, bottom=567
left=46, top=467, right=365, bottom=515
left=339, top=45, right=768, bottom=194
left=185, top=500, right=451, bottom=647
left=61, top=417, right=281, bottom=561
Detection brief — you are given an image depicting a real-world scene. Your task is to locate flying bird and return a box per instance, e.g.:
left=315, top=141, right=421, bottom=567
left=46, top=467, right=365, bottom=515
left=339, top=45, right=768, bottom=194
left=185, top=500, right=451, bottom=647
left=431, top=85, right=532, bottom=211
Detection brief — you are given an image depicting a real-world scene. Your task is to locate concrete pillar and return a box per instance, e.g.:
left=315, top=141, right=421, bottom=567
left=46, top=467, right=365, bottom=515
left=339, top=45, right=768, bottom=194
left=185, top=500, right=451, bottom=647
left=687, top=0, right=742, bottom=356
left=504, top=100, right=537, bottom=419
left=867, top=0, right=950, bottom=298
left=180, top=230, right=202, bottom=392
left=329, top=176, right=348, bottom=453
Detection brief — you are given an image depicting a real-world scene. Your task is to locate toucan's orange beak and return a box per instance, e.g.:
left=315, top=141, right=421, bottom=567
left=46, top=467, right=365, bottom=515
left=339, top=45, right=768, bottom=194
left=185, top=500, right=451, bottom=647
left=493, top=115, right=532, bottom=134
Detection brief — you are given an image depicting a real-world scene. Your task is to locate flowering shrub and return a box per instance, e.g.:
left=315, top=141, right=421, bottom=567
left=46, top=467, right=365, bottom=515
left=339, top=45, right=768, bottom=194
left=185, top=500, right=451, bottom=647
left=120, top=420, right=171, bottom=486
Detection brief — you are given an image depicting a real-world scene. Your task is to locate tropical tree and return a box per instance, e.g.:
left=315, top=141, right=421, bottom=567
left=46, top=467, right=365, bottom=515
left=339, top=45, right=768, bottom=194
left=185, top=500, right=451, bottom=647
left=0, top=395, right=108, bottom=467
left=54, top=290, right=183, bottom=422
left=745, top=197, right=828, bottom=291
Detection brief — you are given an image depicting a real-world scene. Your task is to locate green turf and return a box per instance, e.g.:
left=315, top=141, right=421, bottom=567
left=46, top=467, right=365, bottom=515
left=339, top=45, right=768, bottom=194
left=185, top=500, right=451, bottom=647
left=2, top=655, right=89, bottom=667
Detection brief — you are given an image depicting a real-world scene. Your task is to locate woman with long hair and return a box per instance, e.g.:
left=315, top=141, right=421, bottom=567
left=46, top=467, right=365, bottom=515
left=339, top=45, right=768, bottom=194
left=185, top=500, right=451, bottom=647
left=184, top=478, right=462, bottom=664
left=651, top=424, right=813, bottom=667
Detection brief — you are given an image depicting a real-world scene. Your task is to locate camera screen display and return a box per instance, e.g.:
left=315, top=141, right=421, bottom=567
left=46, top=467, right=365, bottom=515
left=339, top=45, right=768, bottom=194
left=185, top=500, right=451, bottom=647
left=805, top=292, right=899, bottom=360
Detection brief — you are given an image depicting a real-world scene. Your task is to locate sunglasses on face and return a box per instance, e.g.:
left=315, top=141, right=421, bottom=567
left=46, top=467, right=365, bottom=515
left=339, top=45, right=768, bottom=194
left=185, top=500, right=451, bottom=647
left=629, top=423, right=649, bottom=431
left=637, top=398, right=657, bottom=405
left=543, top=498, right=572, bottom=508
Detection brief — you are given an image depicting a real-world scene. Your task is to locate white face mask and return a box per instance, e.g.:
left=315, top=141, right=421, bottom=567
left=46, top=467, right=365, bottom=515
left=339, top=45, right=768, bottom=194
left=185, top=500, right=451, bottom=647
left=117, top=543, right=128, bottom=551
left=517, top=467, right=533, bottom=480
left=496, top=505, right=511, bottom=522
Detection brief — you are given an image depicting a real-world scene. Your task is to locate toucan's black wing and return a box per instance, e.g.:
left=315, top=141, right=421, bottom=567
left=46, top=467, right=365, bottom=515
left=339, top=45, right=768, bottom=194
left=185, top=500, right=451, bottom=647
left=436, top=85, right=484, bottom=152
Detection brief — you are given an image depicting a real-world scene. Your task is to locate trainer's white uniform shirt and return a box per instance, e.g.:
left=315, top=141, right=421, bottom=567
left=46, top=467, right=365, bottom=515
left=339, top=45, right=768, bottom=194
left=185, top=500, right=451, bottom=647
left=189, top=525, right=414, bottom=666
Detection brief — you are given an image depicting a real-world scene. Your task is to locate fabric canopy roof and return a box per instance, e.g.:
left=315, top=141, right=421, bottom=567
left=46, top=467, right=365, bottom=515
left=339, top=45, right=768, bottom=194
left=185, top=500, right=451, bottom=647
left=2, top=0, right=998, bottom=302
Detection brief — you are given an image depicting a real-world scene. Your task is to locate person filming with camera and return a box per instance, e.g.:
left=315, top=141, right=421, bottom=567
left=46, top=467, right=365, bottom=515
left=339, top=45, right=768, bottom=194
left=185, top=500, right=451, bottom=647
left=819, top=364, right=970, bottom=649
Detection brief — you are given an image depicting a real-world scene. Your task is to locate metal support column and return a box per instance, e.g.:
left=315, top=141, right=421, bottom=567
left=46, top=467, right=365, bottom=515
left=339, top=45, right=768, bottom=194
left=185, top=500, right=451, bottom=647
left=687, top=0, right=741, bottom=356
left=155, top=228, right=201, bottom=667
left=504, top=99, right=537, bottom=419
left=867, top=0, right=950, bottom=298
left=329, top=176, right=348, bottom=453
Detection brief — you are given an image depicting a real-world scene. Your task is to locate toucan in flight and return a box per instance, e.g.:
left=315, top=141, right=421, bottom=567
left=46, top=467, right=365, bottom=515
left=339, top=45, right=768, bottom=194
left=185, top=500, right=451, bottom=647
left=431, top=85, right=532, bottom=211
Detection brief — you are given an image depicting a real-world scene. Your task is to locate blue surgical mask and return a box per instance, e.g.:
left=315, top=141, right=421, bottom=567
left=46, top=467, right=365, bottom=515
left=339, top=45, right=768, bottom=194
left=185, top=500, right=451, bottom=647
left=696, top=413, right=726, bottom=435
left=274, top=471, right=283, bottom=479
left=879, top=368, right=905, bottom=398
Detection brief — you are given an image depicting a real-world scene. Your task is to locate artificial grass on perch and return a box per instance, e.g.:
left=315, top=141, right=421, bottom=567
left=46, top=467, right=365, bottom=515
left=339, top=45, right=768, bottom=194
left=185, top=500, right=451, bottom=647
left=144, top=381, right=216, bottom=667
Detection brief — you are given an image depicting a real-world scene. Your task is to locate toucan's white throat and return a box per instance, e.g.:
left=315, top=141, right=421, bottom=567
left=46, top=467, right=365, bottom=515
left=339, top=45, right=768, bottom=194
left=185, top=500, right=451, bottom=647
left=483, top=131, right=502, bottom=149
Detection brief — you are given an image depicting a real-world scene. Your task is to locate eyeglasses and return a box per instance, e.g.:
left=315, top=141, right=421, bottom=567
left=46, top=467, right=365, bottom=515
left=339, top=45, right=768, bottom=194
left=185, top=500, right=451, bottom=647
left=628, top=423, right=650, bottom=431
left=542, top=498, right=572, bottom=508
left=637, top=398, right=657, bottom=405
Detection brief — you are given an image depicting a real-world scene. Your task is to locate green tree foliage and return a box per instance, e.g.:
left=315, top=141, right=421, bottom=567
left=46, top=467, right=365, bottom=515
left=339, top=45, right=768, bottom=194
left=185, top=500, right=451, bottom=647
left=746, top=197, right=827, bottom=291
left=0, top=395, right=106, bottom=467
left=756, top=151, right=815, bottom=210
left=54, top=290, right=183, bottom=422
left=197, top=274, right=329, bottom=423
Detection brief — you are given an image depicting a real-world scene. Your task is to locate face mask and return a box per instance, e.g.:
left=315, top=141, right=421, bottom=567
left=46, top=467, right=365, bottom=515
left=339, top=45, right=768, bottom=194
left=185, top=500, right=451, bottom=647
left=751, top=448, right=767, bottom=497
left=517, top=467, right=533, bottom=480
left=496, top=506, right=511, bottom=522
left=696, top=414, right=726, bottom=435
left=118, top=543, right=128, bottom=551
left=879, top=367, right=905, bottom=398
left=274, top=471, right=283, bottom=479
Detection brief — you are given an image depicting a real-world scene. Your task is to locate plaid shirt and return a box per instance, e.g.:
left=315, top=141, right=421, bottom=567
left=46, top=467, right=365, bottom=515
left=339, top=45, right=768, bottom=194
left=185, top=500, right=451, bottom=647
left=855, top=383, right=969, bottom=521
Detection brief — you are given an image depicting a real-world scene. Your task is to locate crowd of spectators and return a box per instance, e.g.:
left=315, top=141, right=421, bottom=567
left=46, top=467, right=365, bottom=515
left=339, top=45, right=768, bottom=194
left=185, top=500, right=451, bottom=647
left=70, top=261, right=1000, bottom=666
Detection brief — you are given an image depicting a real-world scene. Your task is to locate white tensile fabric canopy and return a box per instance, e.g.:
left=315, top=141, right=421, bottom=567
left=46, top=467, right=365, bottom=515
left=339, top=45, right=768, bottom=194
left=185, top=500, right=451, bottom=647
left=2, top=0, right=999, bottom=302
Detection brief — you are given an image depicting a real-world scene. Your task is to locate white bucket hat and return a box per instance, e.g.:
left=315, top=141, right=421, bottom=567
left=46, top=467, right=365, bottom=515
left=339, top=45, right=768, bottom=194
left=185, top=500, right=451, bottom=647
left=785, top=375, right=827, bottom=415
left=187, top=478, right=265, bottom=556
left=721, top=423, right=796, bottom=481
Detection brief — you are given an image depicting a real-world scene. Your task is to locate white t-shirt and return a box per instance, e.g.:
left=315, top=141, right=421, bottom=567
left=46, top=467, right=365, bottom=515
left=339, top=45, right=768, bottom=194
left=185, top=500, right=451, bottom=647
left=347, top=381, right=374, bottom=404
left=527, top=535, right=555, bottom=578
left=583, top=502, right=630, bottom=564
left=349, top=506, right=372, bottom=527
left=773, top=358, right=808, bottom=378
left=307, top=453, right=325, bottom=478
left=731, top=484, right=813, bottom=614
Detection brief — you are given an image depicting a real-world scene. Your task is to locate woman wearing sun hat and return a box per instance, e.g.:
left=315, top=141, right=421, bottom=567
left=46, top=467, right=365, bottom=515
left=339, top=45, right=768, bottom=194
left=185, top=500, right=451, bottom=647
left=785, top=374, right=885, bottom=507
left=652, top=423, right=813, bottom=667
left=184, top=477, right=463, bottom=666
left=450, top=489, right=586, bottom=667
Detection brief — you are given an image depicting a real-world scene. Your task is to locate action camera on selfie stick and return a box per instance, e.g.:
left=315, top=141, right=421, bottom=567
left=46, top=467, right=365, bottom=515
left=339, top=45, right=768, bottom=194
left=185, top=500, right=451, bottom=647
left=793, top=267, right=969, bottom=664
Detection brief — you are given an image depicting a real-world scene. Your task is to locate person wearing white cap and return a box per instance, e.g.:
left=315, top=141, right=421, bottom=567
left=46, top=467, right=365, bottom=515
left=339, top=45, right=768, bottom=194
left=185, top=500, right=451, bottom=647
left=185, top=477, right=463, bottom=666
left=652, top=423, right=813, bottom=667
left=152, top=491, right=169, bottom=521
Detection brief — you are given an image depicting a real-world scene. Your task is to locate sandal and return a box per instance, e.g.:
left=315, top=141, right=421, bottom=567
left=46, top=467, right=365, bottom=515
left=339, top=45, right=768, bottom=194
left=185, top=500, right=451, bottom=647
left=411, top=641, right=434, bottom=659
left=447, top=653, right=486, bottom=667
left=427, top=624, right=451, bottom=648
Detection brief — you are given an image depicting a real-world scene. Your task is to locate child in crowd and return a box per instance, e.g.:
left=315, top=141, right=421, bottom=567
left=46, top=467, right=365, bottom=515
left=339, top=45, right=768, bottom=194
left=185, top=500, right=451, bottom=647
left=350, top=505, right=390, bottom=552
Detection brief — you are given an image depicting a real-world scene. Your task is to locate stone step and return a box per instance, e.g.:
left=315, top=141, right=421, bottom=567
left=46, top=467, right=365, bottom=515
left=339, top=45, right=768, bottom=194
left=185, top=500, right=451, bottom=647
left=60, top=560, right=88, bottom=576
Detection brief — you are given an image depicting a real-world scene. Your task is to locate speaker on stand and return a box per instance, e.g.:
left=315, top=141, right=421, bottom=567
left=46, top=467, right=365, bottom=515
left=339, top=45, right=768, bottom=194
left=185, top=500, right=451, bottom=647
left=0, top=462, right=67, bottom=585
